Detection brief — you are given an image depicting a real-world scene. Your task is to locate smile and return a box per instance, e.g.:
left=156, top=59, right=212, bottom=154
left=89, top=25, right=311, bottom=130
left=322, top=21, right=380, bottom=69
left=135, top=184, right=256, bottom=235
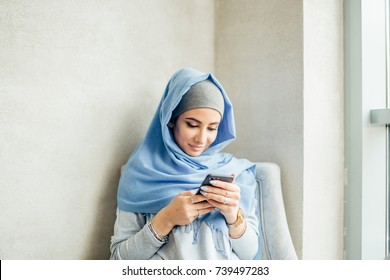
left=189, top=144, right=206, bottom=150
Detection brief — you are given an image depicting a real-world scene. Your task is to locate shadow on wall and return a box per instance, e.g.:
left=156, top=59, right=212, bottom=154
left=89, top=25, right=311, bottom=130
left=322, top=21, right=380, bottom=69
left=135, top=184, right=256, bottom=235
left=83, top=167, right=120, bottom=259
left=80, top=86, right=158, bottom=259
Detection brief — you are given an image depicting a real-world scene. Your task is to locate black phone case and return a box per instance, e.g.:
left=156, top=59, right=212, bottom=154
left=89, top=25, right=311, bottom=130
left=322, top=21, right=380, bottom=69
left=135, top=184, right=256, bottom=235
left=196, top=174, right=234, bottom=194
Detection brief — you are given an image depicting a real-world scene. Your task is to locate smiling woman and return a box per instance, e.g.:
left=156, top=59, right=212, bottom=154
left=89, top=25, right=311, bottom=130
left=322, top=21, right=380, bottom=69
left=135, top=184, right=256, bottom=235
left=110, top=67, right=261, bottom=260
left=170, top=109, right=221, bottom=157
left=167, top=79, right=225, bottom=157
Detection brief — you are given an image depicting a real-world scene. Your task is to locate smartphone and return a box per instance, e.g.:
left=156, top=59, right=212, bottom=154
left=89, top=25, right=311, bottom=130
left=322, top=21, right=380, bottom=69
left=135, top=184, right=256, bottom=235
left=196, top=174, right=234, bottom=195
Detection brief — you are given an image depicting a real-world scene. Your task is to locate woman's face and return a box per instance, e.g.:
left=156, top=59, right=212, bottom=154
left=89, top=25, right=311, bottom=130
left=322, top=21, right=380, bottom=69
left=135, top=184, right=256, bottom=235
left=171, top=108, right=222, bottom=157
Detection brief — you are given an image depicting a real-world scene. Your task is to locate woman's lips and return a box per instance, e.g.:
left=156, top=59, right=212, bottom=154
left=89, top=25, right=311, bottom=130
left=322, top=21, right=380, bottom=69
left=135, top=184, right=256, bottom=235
left=189, top=144, right=205, bottom=151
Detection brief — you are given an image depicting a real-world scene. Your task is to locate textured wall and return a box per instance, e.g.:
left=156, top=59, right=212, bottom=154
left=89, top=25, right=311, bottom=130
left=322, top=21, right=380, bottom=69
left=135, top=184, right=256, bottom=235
left=215, top=0, right=304, bottom=257
left=0, top=0, right=214, bottom=259
left=215, top=0, right=344, bottom=259
left=0, top=0, right=344, bottom=260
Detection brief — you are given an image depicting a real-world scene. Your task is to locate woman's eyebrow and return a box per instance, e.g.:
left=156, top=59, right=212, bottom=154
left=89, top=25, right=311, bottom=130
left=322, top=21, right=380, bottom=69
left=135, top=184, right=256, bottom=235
left=185, top=117, right=220, bottom=125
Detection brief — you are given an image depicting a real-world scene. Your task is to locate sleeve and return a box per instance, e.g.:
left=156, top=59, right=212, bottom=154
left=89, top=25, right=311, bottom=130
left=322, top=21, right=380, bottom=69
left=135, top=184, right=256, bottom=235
left=230, top=167, right=260, bottom=260
left=110, top=209, right=165, bottom=260
left=230, top=202, right=259, bottom=259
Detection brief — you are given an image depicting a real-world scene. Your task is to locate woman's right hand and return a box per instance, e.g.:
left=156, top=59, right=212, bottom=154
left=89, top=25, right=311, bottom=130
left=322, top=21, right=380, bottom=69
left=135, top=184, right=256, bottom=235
left=151, top=190, right=215, bottom=236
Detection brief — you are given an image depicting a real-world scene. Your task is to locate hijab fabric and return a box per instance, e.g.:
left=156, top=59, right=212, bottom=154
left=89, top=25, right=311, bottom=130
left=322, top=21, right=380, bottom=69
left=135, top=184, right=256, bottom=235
left=171, top=79, right=225, bottom=119
left=117, top=67, right=258, bottom=258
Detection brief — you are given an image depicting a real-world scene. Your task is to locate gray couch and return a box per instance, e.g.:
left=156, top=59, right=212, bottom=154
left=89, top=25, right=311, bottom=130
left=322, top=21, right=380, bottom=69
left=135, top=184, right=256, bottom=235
left=120, top=162, right=298, bottom=259
left=255, top=162, right=298, bottom=260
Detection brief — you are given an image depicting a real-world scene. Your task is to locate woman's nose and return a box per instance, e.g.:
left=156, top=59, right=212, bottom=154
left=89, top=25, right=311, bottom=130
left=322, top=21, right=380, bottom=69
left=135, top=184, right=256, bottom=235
left=195, top=129, right=207, bottom=144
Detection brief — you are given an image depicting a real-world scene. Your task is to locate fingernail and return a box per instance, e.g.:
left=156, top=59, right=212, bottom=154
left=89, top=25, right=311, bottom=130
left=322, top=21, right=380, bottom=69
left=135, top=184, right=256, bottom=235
left=200, top=191, right=208, bottom=196
left=200, top=186, right=208, bottom=191
left=209, top=180, right=217, bottom=185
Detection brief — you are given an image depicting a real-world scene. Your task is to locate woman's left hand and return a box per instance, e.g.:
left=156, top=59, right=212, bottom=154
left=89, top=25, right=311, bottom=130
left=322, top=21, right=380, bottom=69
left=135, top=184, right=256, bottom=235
left=199, top=178, right=240, bottom=224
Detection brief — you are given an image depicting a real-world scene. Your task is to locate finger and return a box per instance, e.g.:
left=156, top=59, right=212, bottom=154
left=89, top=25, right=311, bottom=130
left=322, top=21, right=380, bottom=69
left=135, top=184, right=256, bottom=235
left=202, top=192, right=239, bottom=207
left=192, top=207, right=211, bottom=218
left=200, top=186, right=239, bottom=199
left=208, top=180, right=240, bottom=192
left=194, top=201, right=214, bottom=209
left=189, top=194, right=209, bottom=204
left=196, top=206, right=216, bottom=217
left=206, top=199, right=233, bottom=213
left=179, top=190, right=197, bottom=197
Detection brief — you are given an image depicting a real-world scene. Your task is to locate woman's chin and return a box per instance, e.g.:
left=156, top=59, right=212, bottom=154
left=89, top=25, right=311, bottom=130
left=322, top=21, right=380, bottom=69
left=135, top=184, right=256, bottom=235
left=185, top=147, right=205, bottom=157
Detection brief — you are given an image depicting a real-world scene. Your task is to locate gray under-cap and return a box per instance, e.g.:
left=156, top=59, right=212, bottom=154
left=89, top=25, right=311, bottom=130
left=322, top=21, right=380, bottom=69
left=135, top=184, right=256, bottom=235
left=171, top=80, right=225, bottom=120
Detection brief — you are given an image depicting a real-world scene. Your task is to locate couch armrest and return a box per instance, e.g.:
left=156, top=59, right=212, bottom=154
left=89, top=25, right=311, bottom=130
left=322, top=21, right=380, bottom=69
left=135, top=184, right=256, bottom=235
left=255, top=162, right=298, bottom=260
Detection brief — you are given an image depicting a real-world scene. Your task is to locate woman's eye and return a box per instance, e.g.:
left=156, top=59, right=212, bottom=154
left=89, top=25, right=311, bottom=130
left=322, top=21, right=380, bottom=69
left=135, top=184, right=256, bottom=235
left=186, top=122, right=198, bottom=128
left=208, top=127, right=218, bottom=131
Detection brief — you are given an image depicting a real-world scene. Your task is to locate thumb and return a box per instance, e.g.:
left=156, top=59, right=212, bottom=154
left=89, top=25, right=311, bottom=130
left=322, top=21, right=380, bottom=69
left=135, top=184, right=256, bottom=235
left=178, top=190, right=197, bottom=196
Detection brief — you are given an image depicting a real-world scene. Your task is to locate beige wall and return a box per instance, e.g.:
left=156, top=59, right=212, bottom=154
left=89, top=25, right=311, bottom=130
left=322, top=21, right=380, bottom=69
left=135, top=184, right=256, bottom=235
left=216, top=0, right=304, bottom=258
left=0, top=0, right=344, bottom=259
left=0, top=0, right=215, bottom=259
left=216, top=0, right=344, bottom=259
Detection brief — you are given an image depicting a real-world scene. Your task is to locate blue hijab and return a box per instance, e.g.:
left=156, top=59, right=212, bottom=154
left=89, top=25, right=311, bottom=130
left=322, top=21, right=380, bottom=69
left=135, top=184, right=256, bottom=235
left=117, top=67, right=258, bottom=258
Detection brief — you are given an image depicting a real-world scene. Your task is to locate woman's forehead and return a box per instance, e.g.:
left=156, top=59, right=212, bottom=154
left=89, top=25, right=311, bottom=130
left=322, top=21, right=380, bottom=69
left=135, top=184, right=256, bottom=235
left=179, top=108, right=222, bottom=123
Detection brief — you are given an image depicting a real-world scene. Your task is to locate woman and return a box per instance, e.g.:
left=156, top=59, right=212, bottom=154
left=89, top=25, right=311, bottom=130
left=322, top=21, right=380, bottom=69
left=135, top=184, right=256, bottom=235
left=110, top=68, right=260, bottom=260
